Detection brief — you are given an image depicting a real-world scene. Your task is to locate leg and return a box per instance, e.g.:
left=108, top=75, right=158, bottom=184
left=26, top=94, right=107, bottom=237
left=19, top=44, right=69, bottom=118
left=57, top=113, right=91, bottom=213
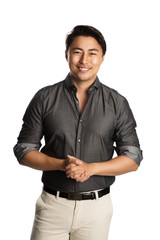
left=30, top=190, right=75, bottom=240
left=70, top=194, right=113, bottom=240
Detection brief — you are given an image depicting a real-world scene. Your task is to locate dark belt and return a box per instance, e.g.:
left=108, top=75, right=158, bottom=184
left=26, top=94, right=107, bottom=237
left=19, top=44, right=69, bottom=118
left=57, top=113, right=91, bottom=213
left=43, top=186, right=110, bottom=201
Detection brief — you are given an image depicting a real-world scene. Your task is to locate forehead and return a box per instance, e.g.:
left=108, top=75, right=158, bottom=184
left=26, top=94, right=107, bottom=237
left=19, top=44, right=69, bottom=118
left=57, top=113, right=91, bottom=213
left=69, top=36, right=102, bottom=52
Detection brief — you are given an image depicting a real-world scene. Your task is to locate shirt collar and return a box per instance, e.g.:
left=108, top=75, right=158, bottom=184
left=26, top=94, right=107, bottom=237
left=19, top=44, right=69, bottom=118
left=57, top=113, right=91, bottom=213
left=64, top=73, right=101, bottom=92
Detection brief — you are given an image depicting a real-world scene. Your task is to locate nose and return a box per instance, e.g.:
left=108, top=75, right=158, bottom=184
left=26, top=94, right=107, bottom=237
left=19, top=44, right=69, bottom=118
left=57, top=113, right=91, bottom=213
left=80, top=52, right=88, bottom=64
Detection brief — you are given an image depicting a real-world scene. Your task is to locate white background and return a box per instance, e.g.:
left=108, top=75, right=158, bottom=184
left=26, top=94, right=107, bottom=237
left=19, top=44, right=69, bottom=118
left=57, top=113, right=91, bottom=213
left=0, top=0, right=160, bottom=239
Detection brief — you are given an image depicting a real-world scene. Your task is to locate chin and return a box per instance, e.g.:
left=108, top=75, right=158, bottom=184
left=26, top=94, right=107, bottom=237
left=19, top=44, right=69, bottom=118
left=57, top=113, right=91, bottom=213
left=77, top=77, right=91, bottom=82
left=77, top=73, right=93, bottom=82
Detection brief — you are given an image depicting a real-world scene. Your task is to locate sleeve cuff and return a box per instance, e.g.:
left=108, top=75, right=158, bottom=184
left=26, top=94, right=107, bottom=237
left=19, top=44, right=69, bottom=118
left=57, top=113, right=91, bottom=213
left=114, top=145, right=143, bottom=165
left=13, top=143, right=41, bottom=162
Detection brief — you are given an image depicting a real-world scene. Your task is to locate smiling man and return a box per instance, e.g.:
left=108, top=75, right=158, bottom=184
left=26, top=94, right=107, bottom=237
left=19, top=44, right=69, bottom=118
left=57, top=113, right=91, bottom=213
left=13, top=25, right=143, bottom=240
left=66, top=36, right=104, bottom=84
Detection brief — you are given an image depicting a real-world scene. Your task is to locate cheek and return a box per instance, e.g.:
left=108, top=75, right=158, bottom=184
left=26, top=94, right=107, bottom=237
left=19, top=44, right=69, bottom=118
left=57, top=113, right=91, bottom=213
left=69, top=59, right=79, bottom=68
left=71, top=55, right=80, bottom=63
left=70, top=62, right=78, bottom=71
left=91, top=58, right=102, bottom=66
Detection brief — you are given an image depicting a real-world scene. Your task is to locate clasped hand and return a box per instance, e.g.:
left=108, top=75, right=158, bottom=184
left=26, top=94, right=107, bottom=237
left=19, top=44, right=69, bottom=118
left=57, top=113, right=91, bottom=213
left=65, top=155, right=92, bottom=182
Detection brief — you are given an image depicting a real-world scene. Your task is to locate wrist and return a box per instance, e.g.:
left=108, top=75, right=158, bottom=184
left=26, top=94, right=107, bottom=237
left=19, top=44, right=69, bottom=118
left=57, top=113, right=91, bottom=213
left=59, top=159, right=66, bottom=171
left=47, top=156, right=66, bottom=171
left=88, top=163, right=97, bottom=176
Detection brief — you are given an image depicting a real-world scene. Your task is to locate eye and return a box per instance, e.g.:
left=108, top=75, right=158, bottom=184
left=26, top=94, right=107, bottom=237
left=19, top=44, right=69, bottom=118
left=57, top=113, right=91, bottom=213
left=73, top=51, right=81, bottom=54
left=90, top=52, right=97, bottom=56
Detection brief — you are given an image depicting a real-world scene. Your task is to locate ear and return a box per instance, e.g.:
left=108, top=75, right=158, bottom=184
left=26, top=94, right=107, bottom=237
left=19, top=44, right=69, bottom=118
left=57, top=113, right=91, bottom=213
left=65, top=50, right=68, bottom=61
left=101, top=55, right=105, bottom=64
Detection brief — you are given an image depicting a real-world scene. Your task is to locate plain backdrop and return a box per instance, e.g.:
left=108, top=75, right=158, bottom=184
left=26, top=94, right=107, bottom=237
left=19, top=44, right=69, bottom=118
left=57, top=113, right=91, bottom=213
left=0, top=0, right=160, bottom=239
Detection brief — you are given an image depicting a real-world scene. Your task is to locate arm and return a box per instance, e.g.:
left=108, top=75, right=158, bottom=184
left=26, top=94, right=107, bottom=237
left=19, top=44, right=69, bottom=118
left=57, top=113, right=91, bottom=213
left=20, top=150, right=66, bottom=171
left=13, top=91, right=62, bottom=171
left=89, top=155, right=138, bottom=176
left=65, top=155, right=138, bottom=182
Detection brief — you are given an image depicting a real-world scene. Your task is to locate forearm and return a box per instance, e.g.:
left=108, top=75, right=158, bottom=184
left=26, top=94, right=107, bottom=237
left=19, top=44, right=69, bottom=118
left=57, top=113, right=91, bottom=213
left=90, top=156, right=139, bottom=176
left=20, top=150, right=66, bottom=171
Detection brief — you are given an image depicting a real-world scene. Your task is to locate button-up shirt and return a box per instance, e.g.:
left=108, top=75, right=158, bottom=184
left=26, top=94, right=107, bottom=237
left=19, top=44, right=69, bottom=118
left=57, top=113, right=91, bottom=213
left=14, top=74, right=143, bottom=192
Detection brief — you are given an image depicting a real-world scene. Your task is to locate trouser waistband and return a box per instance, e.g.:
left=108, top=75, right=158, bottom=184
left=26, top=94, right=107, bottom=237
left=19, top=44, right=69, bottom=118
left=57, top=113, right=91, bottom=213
left=43, top=186, right=110, bottom=200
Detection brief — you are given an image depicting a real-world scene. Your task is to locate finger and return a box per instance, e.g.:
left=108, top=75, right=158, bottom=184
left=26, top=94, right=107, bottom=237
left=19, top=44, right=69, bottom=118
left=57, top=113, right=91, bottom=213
left=67, top=155, right=76, bottom=160
left=75, top=173, right=89, bottom=182
left=67, top=155, right=77, bottom=163
left=67, top=172, right=81, bottom=179
left=65, top=166, right=78, bottom=176
left=66, top=168, right=83, bottom=178
left=67, top=155, right=83, bottom=166
left=73, top=173, right=85, bottom=182
left=78, top=171, right=90, bottom=182
left=66, top=167, right=85, bottom=178
left=65, top=163, right=76, bottom=170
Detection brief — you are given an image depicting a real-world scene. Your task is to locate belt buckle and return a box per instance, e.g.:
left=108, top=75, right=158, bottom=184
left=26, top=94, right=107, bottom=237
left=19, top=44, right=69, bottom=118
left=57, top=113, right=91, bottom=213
left=67, top=192, right=83, bottom=200
left=82, top=191, right=96, bottom=200
left=91, top=192, right=96, bottom=199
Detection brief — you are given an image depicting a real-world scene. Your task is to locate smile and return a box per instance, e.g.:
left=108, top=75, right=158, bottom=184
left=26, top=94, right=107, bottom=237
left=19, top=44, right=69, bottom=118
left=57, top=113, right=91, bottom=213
left=78, top=67, right=90, bottom=72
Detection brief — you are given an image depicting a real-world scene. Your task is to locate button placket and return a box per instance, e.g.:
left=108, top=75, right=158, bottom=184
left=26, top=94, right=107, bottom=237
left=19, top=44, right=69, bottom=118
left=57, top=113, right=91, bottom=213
left=75, top=118, right=83, bottom=159
left=71, top=88, right=80, bottom=114
left=74, top=98, right=80, bottom=113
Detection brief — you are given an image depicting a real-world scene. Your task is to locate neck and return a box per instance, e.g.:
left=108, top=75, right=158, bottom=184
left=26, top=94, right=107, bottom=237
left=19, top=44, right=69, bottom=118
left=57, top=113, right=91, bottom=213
left=70, top=75, right=96, bottom=93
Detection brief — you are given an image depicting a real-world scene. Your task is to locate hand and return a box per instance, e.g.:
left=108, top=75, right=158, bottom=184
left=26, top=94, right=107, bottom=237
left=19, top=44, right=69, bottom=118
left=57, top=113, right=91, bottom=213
left=65, top=155, right=92, bottom=182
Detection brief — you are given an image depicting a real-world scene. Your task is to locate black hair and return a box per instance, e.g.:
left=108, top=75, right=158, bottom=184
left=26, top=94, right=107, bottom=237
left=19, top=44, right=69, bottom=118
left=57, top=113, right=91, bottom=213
left=65, top=25, right=107, bottom=56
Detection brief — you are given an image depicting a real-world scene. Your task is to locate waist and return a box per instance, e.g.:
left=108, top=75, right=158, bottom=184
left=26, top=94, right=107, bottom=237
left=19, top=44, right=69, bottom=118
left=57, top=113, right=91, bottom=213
left=43, top=185, right=110, bottom=201
left=42, top=171, right=115, bottom=192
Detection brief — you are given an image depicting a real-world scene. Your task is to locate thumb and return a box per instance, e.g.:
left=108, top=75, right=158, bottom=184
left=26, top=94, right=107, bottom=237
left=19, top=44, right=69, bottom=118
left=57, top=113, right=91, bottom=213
left=67, top=155, right=82, bottom=165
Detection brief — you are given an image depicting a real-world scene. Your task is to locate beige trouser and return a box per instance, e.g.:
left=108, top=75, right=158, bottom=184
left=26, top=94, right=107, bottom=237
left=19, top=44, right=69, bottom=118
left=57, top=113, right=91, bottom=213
left=30, top=190, right=113, bottom=240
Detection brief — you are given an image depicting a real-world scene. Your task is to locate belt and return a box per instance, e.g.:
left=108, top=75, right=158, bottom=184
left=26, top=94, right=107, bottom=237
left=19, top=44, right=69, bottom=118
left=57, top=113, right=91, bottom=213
left=43, top=186, right=110, bottom=201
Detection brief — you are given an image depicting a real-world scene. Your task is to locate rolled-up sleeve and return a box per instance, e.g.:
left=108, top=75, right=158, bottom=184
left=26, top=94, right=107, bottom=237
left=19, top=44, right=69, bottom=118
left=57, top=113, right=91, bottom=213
left=13, top=91, right=44, bottom=162
left=114, top=97, right=143, bottom=165
left=13, top=143, right=41, bottom=162
left=115, top=145, right=143, bottom=165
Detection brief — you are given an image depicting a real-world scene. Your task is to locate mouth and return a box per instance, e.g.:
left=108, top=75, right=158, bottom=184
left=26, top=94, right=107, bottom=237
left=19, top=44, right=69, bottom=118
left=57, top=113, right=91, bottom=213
left=77, top=66, right=91, bottom=72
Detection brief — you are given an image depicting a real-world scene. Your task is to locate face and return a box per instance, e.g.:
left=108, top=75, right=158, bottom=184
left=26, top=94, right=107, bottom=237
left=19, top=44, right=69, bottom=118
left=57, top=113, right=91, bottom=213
left=66, top=36, right=104, bottom=84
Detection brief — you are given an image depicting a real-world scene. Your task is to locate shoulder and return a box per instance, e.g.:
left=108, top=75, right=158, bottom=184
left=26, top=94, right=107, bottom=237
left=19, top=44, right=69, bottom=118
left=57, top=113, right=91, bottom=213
left=36, top=80, right=65, bottom=98
left=100, top=82, right=135, bottom=122
left=100, top=82, right=128, bottom=108
left=26, top=80, right=65, bottom=109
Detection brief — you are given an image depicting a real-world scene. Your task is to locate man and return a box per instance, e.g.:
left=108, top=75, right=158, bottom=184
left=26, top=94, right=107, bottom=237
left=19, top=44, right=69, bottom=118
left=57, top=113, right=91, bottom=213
left=14, top=25, right=143, bottom=240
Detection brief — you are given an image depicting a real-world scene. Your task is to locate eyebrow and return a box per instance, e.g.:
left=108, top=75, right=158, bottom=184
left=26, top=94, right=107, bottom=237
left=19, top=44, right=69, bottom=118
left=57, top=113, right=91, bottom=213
left=72, top=47, right=99, bottom=52
left=88, top=49, right=99, bottom=52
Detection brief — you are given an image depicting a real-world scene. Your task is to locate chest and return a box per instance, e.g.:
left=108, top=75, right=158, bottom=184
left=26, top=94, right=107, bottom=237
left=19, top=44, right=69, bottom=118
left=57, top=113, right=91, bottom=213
left=42, top=90, right=117, bottom=141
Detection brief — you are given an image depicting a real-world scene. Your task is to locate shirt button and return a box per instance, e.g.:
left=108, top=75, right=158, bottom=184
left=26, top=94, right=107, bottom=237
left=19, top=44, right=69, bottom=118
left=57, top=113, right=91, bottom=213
left=80, top=119, right=83, bottom=123
left=78, top=139, right=81, bottom=143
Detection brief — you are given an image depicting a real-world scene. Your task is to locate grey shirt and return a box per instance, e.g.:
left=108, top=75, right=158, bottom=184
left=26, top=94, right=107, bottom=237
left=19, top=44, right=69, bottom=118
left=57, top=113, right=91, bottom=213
left=14, top=74, right=143, bottom=192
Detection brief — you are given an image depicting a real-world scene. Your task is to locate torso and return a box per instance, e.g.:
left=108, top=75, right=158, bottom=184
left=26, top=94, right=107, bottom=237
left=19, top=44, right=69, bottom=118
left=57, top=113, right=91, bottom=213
left=76, top=91, right=90, bottom=114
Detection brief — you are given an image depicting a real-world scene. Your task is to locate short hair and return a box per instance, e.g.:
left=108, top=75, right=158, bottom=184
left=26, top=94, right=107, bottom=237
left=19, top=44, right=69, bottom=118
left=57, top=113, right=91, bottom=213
left=65, top=25, right=107, bottom=56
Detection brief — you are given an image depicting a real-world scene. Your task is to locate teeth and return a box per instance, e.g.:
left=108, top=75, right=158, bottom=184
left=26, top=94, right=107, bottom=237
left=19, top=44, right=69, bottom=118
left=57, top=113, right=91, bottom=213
left=79, top=67, right=89, bottom=71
